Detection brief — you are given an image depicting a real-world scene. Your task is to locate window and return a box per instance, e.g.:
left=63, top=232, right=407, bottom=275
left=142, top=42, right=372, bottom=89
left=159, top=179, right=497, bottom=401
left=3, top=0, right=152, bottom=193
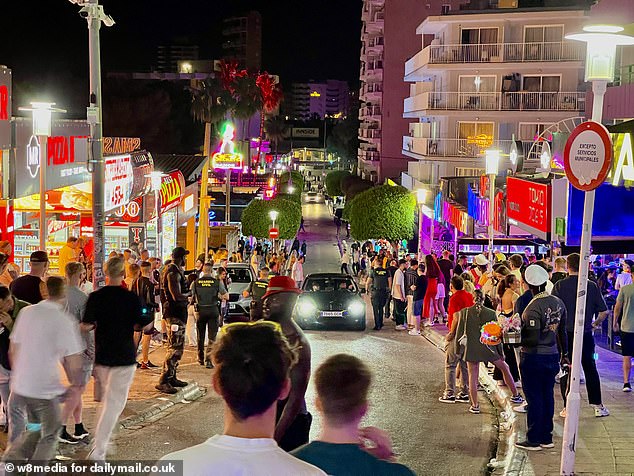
left=457, top=122, right=495, bottom=140
left=522, top=75, right=560, bottom=92
left=524, top=25, right=564, bottom=61
left=461, top=27, right=499, bottom=45
left=459, top=75, right=496, bottom=93
left=518, top=123, right=555, bottom=142
left=441, top=4, right=451, bottom=15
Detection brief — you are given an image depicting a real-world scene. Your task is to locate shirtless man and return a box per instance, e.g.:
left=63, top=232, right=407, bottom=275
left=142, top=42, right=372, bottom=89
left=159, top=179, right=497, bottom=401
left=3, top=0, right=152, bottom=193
left=261, top=275, right=312, bottom=452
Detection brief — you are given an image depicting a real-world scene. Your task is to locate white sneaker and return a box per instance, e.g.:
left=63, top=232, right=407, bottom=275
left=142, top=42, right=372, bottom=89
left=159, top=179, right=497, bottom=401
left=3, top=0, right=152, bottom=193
left=593, top=405, right=610, bottom=417
left=514, top=381, right=522, bottom=388
left=513, top=401, right=528, bottom=413
left=408, top=329, right=421, bottom=336
left=422, top=320, right=431, bottom=327
left=560, top=408, right=567, bottom=418
left=395, top=324, right=407, bottom=330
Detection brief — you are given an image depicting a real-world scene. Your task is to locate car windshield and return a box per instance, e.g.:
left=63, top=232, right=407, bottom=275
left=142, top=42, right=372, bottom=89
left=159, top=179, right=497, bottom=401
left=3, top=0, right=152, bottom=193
left=305, top=277, right=356, bottom=292
left=308, top=192, right=317, bottom=196
left=227, top=268, right=252, bottom=283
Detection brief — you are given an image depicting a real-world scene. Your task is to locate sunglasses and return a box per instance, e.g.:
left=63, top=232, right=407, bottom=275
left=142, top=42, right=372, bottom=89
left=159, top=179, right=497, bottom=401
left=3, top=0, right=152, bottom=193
left=220, top=320, right=282, bottom=336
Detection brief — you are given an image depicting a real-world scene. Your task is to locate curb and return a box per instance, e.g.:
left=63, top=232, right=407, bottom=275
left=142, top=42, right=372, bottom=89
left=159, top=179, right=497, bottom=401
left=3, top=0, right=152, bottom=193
left=119, top=382, right=207, bottom=430
left=421, top=327, right=518, bottom=475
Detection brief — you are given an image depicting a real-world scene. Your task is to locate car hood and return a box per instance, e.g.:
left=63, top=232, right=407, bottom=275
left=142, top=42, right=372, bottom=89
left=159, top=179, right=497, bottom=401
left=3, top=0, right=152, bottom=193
left=301, top=290, right=359, bottom=310
left=229, top=282, right=250, bottom=295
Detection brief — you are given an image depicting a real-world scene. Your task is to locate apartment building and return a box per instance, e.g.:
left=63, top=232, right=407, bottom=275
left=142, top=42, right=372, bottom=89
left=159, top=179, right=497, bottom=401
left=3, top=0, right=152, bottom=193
left=401, top=3, right=592, bottom=188
left=357, top=0, right=467, bottom=183
left=222, top=11, right=262, bottom=71
left=289, top=80, right=350, bottom=120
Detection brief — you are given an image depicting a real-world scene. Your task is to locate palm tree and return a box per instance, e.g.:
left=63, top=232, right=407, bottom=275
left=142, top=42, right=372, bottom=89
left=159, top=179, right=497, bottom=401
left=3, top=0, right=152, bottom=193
left=264, top=116, right=288, bottom=158
left=190, top=77, right=230, bottom=155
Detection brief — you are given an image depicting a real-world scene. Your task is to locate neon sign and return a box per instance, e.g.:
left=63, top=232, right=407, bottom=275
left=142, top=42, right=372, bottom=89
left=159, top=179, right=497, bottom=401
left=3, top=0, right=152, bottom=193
left=310, top=91, right=321, bottom=97
left=27, top=135, right=40, bottom=179
left=611, top=133, right=634, bottom=186
left=212, top=123, right=244, bottom=170
left=467, top=134, right=493, bottom=153
left=436, top=192, right=471, bottom=234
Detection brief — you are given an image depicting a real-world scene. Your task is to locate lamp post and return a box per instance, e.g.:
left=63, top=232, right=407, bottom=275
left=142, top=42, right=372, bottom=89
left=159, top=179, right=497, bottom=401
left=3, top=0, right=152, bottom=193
left=416, top=189, right=427, bottom=261
left=146, top=171, right=167, bottom=261
left=560, top=25, right=634, bottom=476
left=18, top=102, right=66, bottom=251
left=269, top=209, right=279, bottom=251
left=485, top=149, right=500, bottom=269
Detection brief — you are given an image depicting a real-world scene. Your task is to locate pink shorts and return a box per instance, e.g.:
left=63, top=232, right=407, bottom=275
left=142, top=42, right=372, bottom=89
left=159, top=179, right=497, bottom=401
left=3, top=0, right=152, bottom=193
left=436, top=283, right=446, bottom=299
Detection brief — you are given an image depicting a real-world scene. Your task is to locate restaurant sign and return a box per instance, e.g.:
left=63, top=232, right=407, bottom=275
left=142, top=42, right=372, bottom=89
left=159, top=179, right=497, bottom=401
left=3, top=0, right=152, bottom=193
left=159, top=170, right=185, bottom=214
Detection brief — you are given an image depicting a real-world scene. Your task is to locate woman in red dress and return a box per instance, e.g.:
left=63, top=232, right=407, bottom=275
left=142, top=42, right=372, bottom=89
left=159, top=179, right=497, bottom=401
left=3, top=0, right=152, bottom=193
left=423, top=254, right=441, bottom=326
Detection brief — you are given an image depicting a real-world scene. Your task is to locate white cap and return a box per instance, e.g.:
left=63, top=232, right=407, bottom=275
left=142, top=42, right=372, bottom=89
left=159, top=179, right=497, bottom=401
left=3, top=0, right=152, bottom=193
left=474, top=254, right=489, bottom=266
left=525, top=264, right=549, bottom=286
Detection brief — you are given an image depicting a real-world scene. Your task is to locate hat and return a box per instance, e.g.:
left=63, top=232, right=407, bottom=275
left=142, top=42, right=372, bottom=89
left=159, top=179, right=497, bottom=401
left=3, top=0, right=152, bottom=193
left=263, top=275, right=301, bottom=299
left=172, top=247, right=190, bottom=259
left=474, top=254, right=489, bottom=266
left=525, top=264, right=549, bottom=286
left=625, top=260, right=634, bottom=269
left=30, top=251, right=49, bottom=263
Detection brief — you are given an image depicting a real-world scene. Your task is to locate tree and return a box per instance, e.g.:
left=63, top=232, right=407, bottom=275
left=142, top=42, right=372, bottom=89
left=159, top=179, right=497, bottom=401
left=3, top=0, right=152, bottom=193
left=325, top=170, right=351, bottom=196
left=241, top=197, right=302, bottom=240
left=347, top=185, right=416, bottom=243
left=327, top=116, right=360, bottom=169
left=279, top=171, right=304, bottom=193
left=264, top=116, right=288, bottom=157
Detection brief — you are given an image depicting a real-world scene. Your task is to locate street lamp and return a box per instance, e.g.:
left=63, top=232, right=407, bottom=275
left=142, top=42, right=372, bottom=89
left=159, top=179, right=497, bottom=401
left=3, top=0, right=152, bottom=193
left=561, top=24, right=634, bottom=476
left=485, top=149, right=500, bottom=269
left=416, top=189, right=428, bottom=260
left=146, top=171, right=167, bottom=261
left=269, top=209, right=279, bottom=251
left=18, top=102, right=66, bottom=251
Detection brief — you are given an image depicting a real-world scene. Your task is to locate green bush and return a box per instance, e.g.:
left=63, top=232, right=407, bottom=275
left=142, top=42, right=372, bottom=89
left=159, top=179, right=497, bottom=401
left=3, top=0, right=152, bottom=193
left=348, top=185, right=416, bottom=242
left=241, top=197, right=302, bottom=239
left=278, top=192, right=301, bottom=204
left=325, top=170, right=351, bottom=197
left=278, top=171, right=304, bottom=194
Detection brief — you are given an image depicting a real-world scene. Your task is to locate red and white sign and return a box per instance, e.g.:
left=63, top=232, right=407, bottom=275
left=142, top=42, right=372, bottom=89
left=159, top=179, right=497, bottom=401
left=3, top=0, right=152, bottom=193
left=564, top=121, right=613, bottom=191
left=104, top=154, right=134, bottom=212
left=506, top=177, right=551, bottom=239
left=0, top=67, right=11, bottom=150
left=269, top=227, right=279, bottom=239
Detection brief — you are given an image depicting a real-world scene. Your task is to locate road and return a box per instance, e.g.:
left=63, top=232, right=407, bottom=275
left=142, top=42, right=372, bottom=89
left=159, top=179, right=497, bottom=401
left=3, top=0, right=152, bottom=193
left=110, top=202, right=497, bottom=475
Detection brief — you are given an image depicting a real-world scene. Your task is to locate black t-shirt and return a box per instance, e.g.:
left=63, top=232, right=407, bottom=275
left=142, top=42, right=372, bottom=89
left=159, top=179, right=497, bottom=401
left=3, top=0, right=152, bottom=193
left=552, top=275, right=607, bottom=333
left=454, top=264, right=464, bottom=277
left=551, top=271, right=567, bottom=285
left=438, top=259, right=454, bottom=284
left=83, top=286, right=151, bottom=366
left=387, top=266, right=398, bottom=279
left=413, top=274, right=428, bottom=301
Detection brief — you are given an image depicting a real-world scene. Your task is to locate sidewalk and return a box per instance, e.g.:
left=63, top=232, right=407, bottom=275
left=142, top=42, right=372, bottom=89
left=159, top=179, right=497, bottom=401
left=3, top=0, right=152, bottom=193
left=424, top=322, right=634, bottom=476
left=0, top=342, right=207, bottom=456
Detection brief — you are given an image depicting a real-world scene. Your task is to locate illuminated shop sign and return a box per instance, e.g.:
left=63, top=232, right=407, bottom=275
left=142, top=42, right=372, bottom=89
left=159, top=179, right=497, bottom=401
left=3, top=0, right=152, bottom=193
left=467, top=182, right=505, bottom=233
left=611, top=133, right=634, bottom=187
left=104, top=153, right=134, bottom=212
left=0, top=67, right=11, bottom=150
left=159, top=170, right=185, bottom=214
left=212, top=123, right=243, bottom=170
left=506, top=177, right=551, bottom=240
left=435, top=192, right=472, bottom=235
left=103, top=137, right=141, bottom=155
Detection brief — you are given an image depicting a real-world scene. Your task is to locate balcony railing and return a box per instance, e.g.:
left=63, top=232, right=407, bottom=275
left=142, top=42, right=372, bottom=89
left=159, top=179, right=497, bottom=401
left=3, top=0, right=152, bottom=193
left=359, top=129, right=381, bottom=139
left=404, top=91, right=585, bottom=114
left=358, top=149, right=380, bottom=162
left=359, top=106, right=382, bottom=118
left=428, top=41, right=584, bottom=64
left=402, top=137, right=533, bottom=160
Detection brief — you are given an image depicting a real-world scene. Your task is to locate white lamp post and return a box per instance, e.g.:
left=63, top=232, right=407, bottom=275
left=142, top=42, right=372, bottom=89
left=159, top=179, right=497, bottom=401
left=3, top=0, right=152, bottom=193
left=561, top=25, right=634, bottom=476
left=269, top=209, right=279, bottom=251
left=416, top=189, right=428, bottom=260
left=485, top=149, right=500, bottom=269
left=146, top=171, right=167, bottom=261
left=18, top=102, right=66, bottom=251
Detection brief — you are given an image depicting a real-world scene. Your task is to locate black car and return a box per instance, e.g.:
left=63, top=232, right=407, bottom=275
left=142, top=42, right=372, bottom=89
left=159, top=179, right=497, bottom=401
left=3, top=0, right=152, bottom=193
left=294, top=273, right=366, bottom=331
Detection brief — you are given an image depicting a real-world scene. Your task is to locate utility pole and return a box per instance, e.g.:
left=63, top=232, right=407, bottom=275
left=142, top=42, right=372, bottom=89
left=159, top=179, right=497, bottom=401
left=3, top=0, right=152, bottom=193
left=72, top=0, right=114, bottom=289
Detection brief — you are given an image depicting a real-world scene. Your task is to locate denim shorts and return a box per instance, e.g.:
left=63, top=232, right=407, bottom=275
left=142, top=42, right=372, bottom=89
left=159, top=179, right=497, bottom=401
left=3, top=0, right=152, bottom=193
left=413, top=299, right=424, bottom=316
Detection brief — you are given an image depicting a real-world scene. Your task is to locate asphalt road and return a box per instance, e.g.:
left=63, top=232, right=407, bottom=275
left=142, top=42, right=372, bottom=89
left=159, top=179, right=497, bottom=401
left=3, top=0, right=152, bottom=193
left=110, top=202, right=497, bottom=476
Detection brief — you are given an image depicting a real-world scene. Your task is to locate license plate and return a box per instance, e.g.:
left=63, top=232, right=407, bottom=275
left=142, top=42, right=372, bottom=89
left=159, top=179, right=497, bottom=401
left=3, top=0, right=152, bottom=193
left=320, top=311, right=343, bottom=318
left=229, top=303, right=236, bottom=310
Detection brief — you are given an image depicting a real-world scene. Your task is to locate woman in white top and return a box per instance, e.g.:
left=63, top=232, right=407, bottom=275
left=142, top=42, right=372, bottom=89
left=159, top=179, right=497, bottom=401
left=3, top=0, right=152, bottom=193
left=616, top=260, right=634, bottom=291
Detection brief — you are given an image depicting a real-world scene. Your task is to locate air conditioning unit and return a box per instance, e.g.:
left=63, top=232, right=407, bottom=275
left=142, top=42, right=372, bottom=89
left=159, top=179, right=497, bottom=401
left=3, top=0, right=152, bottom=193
left=498, top=0, right=518, bottom=8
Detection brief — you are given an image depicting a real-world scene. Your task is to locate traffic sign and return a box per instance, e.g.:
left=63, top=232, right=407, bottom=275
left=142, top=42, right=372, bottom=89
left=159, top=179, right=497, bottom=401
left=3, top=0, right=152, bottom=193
left=563, top=121, right=613, bottom=191
left=269, top=227, right=279, bottom=239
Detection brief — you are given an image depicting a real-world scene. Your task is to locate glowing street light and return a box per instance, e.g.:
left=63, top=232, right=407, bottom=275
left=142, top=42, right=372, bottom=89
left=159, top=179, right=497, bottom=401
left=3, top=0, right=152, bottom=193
left=146, top=171, right=167, bottom=260
left=485, top=149, right=500, bottom=269
left=561, top=24, right=634, bottom=476
left=18, top=102, right=66, bottom=251
left=269, top=210, right=279, bottom=228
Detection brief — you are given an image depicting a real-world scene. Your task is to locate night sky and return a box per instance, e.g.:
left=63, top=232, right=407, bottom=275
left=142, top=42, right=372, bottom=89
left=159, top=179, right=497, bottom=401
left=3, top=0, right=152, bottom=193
left=2, top=0, right=362, bottom=115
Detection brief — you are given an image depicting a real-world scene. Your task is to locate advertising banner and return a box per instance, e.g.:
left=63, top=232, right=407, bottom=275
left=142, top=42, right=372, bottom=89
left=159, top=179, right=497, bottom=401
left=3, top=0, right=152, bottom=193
left=506, top=177, right=551, bottom=240
left=0, top=67, right=11, bottom=150
left=159, top=170, right=185, bottom=214
left=292, top=127, right=319, bottom=139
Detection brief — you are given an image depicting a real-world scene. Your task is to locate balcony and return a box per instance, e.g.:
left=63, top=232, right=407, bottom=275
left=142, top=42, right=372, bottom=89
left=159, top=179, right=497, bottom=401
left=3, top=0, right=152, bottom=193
left=405, top=41, right=585, bottom=81
left=359, top=105, right=382, bottom=119
left=359, top=129, right=381, bottom=141
left=358, top=149, right=380, bottom=162
left=403, top=91, right=585, bottom=116
left=360, top=84, right=383, bottom=101
left=402, top=137, right=532, bottom=161
left=366, top=11, right=384, bottom=33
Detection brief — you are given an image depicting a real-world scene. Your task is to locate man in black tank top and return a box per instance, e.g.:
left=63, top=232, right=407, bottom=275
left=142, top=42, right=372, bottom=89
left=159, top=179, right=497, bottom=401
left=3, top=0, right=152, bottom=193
left=10, top=251, right=49, bottom=304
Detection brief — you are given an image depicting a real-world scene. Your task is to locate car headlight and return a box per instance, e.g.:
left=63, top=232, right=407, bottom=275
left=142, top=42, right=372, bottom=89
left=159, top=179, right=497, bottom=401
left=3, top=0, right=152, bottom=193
left=297, top=299, right=317, bottom=316
left=348, top=300, right=364, bottom=316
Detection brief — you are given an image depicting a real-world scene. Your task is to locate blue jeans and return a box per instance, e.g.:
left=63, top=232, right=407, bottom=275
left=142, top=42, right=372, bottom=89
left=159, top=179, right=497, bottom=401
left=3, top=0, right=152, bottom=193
left=519, top=352, right=559, bottom=445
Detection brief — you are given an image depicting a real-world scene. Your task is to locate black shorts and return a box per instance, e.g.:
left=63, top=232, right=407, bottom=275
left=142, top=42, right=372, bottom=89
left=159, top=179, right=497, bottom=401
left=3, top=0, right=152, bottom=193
left=621, top=331, right=634, bottom=357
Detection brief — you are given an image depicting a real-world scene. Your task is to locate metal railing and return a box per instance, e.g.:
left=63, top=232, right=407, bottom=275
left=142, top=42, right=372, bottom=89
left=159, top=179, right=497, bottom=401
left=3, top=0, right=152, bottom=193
left=427, top=41, right=585, bottom=64
left=359, top=106, right=382, bottom=117
left=359, top=129, right=381, bottom=139
left=614, top=64, right=634, bottom=86
left=405, top=91, right=585, bottom=113
left=358, top=150, right=380, bottom=161
left=402, top=137, right=534, bottom=160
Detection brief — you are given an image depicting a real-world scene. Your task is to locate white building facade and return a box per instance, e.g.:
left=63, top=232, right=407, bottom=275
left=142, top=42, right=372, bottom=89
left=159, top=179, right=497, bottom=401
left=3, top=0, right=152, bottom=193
left=402, top=7, right=589, bottom=188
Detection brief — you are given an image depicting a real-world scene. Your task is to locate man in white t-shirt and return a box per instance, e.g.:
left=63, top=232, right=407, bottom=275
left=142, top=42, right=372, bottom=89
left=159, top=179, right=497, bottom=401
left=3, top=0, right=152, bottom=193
left=3, top=276, right=85, bottom=463
left=157, top=322, right=325, bottom=476
left=391, top=259, right=408, bottom=330
left=292, top=256, right=305, bottom=289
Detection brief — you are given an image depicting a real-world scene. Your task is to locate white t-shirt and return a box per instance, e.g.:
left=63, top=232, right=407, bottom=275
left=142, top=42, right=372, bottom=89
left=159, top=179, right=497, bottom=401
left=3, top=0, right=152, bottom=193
left=10, top=300, right=84, bottom=399
left=392, top=268, right=405, bottom=299
left=292, top=261, right=304, bottom=283
left=616, top=272, right=633, bottom=290
left=158, top=435, right=326, bottom=476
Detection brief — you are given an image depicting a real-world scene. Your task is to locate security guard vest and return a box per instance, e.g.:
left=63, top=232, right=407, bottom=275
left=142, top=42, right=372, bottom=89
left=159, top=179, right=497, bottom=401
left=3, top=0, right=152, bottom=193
left=371, top=267, right=389, bottom=293
left=251, top=279, right=269, bottom=303
left=192, top=276, right=221, bottom=307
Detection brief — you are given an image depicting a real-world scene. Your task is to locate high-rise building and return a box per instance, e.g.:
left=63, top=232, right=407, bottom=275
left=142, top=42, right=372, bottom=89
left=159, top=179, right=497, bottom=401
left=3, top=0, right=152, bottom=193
left=156, top=44, right=199, bottom=73
left=357, top=0, right=467, bottom=183
left=401, top=0, right=592, bottom=189
left=222, top=11, right=262, bottom=71
left=290, top=80, right=350, bottom=120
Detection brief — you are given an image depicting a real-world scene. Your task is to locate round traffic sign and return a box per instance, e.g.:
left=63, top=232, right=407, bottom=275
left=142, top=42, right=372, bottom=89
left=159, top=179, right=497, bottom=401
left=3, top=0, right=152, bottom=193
left=269, top=227, right=279, bottom=239
left=563, top=121, right=613, bottom=191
